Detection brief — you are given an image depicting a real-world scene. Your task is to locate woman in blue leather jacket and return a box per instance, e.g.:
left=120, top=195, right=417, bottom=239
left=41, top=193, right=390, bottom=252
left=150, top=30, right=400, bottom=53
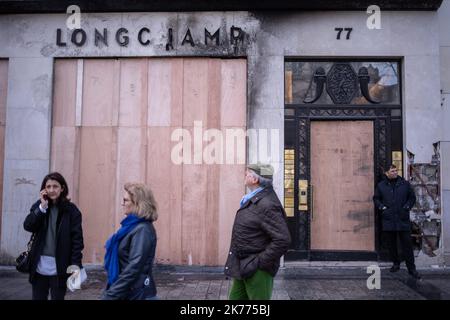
left=102, top=182, right=158, bottom=300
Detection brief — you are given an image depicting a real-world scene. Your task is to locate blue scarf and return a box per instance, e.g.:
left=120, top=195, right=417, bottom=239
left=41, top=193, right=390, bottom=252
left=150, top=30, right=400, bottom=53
left=104, top=214, right=145, bottom=285
left=240, top=187, right=265, bottom=207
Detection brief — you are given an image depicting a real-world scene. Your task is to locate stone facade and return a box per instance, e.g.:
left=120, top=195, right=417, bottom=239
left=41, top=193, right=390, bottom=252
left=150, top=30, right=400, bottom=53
left=0, top=6, right=448, bottom=266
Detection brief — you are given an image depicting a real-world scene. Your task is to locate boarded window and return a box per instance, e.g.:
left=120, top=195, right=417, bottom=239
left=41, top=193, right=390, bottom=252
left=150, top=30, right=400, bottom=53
left=51, top=58, right=247, bottom=265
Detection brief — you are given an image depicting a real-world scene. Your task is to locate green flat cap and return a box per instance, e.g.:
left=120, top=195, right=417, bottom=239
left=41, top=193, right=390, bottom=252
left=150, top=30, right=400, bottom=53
left=247, top=163, right=274, bottom=179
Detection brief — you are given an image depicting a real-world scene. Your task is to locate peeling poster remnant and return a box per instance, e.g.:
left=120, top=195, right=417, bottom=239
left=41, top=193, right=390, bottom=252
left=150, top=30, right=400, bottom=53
left=407, top=145, right=441, bottom=257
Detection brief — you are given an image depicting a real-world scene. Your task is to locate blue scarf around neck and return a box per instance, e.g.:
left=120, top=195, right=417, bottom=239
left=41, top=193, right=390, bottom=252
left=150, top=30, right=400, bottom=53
left=104, top=214, right=145, bottom=285
left=240, top=186, right=265, bottom=208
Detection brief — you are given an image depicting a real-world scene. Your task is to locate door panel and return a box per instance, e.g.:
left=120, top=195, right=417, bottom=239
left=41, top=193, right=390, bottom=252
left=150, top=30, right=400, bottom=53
left=310, top=121, right=375, bottom=251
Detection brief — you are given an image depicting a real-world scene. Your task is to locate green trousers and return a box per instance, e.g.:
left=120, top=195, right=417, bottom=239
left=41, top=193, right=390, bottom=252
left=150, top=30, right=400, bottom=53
left=228, top=269, right=274, bottom=300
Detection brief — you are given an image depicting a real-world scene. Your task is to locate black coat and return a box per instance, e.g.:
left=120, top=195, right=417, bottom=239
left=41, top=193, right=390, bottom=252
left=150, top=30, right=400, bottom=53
left=103, top=221, right=157, bottom=300
left=373, top=176, right=416, bottom=231
left=224, top=187, right=291, bottom=279
left=23, top=200, right=84, bottom=287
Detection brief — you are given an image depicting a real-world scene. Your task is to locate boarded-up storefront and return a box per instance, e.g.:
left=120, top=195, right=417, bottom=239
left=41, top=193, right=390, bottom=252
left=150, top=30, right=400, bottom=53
left=0, top=2, right=447, bottom=267
left=51, top=58, right=246, bottom=265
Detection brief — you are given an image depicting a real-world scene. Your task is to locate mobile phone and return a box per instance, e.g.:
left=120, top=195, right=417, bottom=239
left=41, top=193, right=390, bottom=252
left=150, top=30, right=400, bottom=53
left=42, top=192, right=49, bottom=201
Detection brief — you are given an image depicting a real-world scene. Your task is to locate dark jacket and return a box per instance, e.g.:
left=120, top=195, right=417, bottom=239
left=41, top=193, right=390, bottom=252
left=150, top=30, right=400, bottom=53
left=373, top=176, right=416, bottom=231
left=224, top=186, right=291, bottom=279
left=23, top=200, right=84, bottom=287
left=103, top=221, right=157, bottom=300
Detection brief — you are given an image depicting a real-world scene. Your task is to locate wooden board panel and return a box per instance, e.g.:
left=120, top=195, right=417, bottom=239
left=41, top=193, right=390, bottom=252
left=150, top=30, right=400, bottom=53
left=82, top=59, right=120, bottom=127
left=218, top=164, right=245, bottom=263
left=217, top=59, right=247, bottom=264
left=78, top=127, right=117, bottom=263
left=146, top=58, right=184, bottom=264
left=148, top=59, right=172, bottom=127
left=206, top=59, right=221, bottom=129
left=115, top=127, right=147, bottom=227
left=119, top=59, right=148, bottom=127
left=180, top=135, right=209, bottom=266
left=182, top=59, right=209, bottom=127
left=146, top=127, right=183, bottom=264
left=148, top=58, right=184, bottom=127
left=116, top=58, right=148, bottom=227
left=181, top=59, right=208, bottom=265
left=50, top=126, right=81, bottom=205
left=204, top=163, right=220, bottom=265
left=169, top=59, right=184, bottom=127
left=203, top=59, right=221, bottom=264
left=221, top=59, right=247, bottom=127
left=179, top=59, right=214, bottom=265
left=52, top=59, right=77, bottom=127
left=311, top=121, right=375, bottom=251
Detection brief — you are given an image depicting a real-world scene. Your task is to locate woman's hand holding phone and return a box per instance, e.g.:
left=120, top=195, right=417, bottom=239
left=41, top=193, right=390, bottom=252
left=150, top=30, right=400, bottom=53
left=40, top=190, right=49, bottom=210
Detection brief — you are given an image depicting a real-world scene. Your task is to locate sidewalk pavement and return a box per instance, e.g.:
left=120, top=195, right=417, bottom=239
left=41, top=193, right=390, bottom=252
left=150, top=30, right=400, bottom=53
left=1, top=262, right=450, bottom=300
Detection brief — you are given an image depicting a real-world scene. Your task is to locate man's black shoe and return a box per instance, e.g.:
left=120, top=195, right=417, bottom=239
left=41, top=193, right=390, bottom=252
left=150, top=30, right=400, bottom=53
left=408, top=270, right=421, bottom=279
left=390, top=264, right=400, bottom=272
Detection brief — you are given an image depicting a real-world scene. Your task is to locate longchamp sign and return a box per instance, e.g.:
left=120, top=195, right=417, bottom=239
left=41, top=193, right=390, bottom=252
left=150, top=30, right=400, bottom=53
left=56, top=26, right=246, bottom=50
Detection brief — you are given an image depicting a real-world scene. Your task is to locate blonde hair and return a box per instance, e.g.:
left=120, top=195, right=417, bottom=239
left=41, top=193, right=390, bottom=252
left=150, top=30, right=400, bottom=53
left=124, top=182, right=158, bottom=221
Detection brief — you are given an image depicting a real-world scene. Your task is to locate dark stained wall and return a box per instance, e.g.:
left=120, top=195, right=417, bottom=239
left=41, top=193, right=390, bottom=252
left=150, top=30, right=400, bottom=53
left=0, top=0, right=443, bottom=14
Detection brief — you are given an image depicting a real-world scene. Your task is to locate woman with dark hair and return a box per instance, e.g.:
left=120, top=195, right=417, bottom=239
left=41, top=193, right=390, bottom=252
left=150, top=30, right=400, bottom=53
left=102, top=182, right=158, bottom=300
left=23, top=172, right=84, bottom=300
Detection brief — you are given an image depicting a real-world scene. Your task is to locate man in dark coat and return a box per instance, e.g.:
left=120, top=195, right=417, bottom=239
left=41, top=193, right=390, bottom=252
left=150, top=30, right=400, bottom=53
left=224, top=163, right=291, bottom=300
left=373, top=164, right=420, bottom=279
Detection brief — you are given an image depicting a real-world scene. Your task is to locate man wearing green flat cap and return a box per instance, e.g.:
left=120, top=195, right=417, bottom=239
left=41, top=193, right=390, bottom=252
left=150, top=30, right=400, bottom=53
left=224, top=162, right=291, bottom=300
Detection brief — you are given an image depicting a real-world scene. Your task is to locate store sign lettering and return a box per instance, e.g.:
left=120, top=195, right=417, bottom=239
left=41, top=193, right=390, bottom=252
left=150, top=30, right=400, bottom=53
left=56, top=26, right=245, bottom=50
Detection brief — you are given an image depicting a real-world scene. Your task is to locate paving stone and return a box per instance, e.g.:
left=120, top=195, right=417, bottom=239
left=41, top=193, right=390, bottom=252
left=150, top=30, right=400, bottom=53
left=0, top=266, right=449, bottom=300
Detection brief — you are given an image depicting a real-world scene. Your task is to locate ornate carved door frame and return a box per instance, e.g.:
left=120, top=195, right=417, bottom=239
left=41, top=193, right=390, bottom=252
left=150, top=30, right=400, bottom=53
left=284, top=59, right=402, bottom=261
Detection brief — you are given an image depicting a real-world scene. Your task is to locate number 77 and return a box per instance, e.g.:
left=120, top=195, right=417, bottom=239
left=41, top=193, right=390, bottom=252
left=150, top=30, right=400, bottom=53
left=335, top=27, right=353, bottom=40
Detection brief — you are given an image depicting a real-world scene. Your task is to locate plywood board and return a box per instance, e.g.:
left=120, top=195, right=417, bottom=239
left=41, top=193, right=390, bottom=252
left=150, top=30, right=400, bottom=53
left=182, top=59, right=208, bottom=127
left=221, top=59, right=247, bottom=127
left=78, top=127, right=117, bottom=263
left=50, top=126, right=81, bottom=204
left=52, top=59, right=77, bottom=127
left=147, top=127, right=182, bottom=264
left=115, top=127, right=147, bottom=227
left=51, top=57, right=248, bottom=265
left=148, top=59, right=172, bottom=127
left=82, top=59, right=120, bottom=127
left=218, top=164, right=245, bottom=263
left=311, top=121, right=375, bottom=251
left=206, top=59, right=221, bottom=129
left=119, top=59, right=148, bottom=127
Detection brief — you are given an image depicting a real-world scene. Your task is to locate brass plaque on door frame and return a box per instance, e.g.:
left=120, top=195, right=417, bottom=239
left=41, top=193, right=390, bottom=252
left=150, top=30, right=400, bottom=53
left=284, top=149, right=295, bottom=217
left=298, top=179, right=308, bottom=211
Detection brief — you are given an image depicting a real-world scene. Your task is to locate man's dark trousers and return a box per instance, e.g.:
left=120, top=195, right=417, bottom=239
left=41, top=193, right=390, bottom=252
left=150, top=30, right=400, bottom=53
left=385, top=231, right=416, bottom=271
